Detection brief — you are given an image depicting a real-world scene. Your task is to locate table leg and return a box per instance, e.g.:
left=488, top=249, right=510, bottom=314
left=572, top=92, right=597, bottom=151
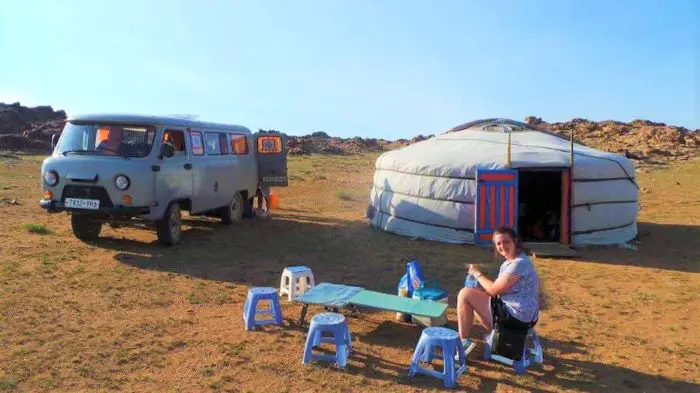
left=299, top=304, right=309, bottom=325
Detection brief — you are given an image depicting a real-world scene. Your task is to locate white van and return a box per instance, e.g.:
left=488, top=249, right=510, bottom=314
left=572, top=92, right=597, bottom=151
left=39, top=114, right=287, bottom=245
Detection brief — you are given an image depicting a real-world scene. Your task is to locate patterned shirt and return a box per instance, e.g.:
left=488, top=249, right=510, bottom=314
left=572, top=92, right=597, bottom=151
left=498, top=253, right=540, bottom=323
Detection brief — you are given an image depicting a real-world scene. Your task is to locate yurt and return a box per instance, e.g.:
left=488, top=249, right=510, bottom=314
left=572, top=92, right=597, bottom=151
left=367, top=118, right=639, bottom=246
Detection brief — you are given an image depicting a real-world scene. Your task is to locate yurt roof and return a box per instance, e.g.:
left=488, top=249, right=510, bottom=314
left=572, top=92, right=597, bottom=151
left=447, top=118, right=540, bottom=133
left=377, top=118, right=637, bottom=182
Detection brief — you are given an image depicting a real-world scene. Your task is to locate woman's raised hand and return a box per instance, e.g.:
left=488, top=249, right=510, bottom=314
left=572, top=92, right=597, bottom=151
left=467, top=264, right=481, bottom=277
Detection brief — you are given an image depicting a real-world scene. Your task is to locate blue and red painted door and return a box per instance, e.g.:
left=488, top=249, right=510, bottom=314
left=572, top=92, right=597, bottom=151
left=474, top=169, right=519, bottom=245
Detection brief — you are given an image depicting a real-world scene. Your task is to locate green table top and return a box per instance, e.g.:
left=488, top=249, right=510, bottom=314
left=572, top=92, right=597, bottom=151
left=348, top=290, right=448, bottom=318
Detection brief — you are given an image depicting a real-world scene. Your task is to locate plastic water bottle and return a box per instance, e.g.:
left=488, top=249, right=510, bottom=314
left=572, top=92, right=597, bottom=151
left=464, top=273, right=479, bottom=288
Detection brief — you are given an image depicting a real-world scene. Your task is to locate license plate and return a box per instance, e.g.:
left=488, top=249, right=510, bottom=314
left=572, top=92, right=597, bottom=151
left=64, top=198, right=100, bottom=210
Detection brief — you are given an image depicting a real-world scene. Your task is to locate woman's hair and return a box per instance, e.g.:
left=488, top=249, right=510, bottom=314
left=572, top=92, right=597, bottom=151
left=492, top=226, right=526, bottom=257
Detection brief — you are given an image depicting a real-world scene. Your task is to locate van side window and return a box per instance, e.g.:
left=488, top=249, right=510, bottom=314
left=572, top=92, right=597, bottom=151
left=258, top=136, right=282, bottom=154
left=205, top=132, right=222, bottom=155
left=230, top=134, right=248, bottom=155
left=190, top=131, right=204, bottom=156
left=219, top=133, right=229, bottom=154
left=163, top=130, right=187, bottom=155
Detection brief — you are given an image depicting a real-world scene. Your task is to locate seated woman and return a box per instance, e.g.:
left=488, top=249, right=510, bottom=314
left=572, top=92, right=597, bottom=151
left=457, top=226, right=540, bottom=354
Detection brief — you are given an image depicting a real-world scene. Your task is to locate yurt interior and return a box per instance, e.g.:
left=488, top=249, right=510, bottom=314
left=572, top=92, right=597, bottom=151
left=517, top=167, right=569, bottom=244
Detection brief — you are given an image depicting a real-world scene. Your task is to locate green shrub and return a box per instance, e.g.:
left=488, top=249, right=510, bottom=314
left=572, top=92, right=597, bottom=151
left=336, top=191, right=353, bottom=201
left=24, top=223, right=49, bottom=234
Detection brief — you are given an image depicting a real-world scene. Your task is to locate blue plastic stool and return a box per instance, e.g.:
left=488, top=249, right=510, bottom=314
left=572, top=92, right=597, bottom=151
left=242, top=287, right=283, bottom=331
left=302, top=312, right=352, bottom=368
left=483, top=328, right=543, bottom=375
left=408, top=327, right=467, bottom=388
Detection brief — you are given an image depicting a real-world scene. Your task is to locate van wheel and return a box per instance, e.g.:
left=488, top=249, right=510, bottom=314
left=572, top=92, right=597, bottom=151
left=71, top=213, right=102, bottom=241
left=220, top=192, right=244, bottom=224
left=156, top=203, right=182, bottom=245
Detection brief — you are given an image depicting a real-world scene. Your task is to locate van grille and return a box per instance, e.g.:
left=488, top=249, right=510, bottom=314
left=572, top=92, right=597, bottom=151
left=62, top=186, right=114, bottom=208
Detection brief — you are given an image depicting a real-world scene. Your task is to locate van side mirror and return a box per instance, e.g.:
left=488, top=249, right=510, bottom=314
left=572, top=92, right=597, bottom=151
left=51, top=133, right=57, bottom=151
left=160, top=143, right=175, bottom=159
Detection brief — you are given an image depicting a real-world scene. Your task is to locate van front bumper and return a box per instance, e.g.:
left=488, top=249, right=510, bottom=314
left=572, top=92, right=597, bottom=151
left=40, top=199, right=150, bottom=216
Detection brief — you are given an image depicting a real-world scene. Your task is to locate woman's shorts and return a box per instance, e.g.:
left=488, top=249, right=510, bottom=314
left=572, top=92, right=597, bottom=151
left=489, top=297, right=537, bottom=360
left=490, top=296, right=537, bottom=330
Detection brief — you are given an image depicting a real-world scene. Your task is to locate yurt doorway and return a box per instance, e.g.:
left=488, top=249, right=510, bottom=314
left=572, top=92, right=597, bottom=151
left=517, top=168, right=568, bottom=243
left=474, top=168, right=571, bottom=246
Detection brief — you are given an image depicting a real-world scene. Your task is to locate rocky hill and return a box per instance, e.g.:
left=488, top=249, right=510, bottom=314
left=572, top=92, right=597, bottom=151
left=0, top=102, right=67, bottom=150
left=1, top=102, right=697, bottom=165
left=524, top=116, right=699, bottom=165
left=284, top=131, right=427, bottom=155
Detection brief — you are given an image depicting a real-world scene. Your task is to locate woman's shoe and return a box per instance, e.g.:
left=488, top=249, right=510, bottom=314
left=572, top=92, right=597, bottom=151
left=455, top=338, right=477, bottom=361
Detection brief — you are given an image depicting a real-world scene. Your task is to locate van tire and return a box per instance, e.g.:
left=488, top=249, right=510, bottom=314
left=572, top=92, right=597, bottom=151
left=220, top=192, right=244, bottom=224
left=71, top=213, right=102, bottom=241
left=156, top=203, right=182, bottom=246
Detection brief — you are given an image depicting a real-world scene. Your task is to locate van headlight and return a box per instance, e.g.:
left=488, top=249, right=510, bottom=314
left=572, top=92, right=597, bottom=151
left=44, top=170, right=58, bottom=186
left=115, top=175, right=130, bottom=190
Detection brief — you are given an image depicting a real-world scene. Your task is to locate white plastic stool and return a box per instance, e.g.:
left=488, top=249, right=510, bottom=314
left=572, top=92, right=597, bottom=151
left=280, top=266, right=315, bottom=301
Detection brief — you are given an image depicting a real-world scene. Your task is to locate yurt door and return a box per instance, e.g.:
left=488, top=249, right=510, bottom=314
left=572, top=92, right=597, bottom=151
left=474, top=169, right=518, bottom=245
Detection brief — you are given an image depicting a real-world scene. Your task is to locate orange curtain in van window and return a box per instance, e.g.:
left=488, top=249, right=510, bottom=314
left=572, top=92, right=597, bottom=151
left=96, top=127, right=111, bottom=144
left=257, top=136, right=281, bottom=153
left=231, top=134, right=248, bottom=154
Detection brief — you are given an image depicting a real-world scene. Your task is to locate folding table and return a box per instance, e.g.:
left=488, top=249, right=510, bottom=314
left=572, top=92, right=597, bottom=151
left=294, top=282, right=448, bottom=325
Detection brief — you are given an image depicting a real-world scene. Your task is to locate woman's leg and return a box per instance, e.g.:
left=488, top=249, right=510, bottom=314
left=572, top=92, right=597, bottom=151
left=457, top=287, right=494, bottom=340
left=256, top=188, right=263, bottom=209
left=264, top=188, right=271, bottom=211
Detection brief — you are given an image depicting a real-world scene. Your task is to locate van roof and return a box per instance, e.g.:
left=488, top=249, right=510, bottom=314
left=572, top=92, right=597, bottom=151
left=67, top=113, right=252, bottom=134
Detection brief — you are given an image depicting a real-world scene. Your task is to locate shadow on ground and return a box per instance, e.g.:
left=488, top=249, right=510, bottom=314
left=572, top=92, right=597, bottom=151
left=573, top=221, right=700, bottom=273
left=298, top=331, right=699, bottom=392
left=97, top=211, right=698, bottom=302
left=98, top=211, right=491, bottom=296
left=88, top=210, right=700, bottom=392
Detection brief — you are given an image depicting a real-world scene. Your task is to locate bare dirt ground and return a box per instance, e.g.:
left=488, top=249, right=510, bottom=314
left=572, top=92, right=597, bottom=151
left=0, top=152, right=698, bottom=393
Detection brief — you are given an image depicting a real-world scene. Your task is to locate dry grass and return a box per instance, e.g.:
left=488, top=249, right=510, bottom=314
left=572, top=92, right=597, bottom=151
left=0, top=151, right=698, bottom=392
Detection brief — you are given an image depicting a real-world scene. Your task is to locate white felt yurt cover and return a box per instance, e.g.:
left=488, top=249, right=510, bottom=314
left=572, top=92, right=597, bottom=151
left=367, top=119, right=639, bottom=246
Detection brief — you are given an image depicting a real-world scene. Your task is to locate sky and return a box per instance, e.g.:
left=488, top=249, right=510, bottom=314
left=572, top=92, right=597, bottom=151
left=0, top=0, right=698, bottom=139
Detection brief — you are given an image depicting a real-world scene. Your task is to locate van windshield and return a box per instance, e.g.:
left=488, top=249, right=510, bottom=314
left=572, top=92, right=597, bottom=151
left=55, top=122, right=157, bottom=158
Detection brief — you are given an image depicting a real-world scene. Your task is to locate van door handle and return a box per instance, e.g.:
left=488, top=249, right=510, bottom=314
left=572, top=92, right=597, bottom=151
left=184, top=163, right=192, bottom=170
